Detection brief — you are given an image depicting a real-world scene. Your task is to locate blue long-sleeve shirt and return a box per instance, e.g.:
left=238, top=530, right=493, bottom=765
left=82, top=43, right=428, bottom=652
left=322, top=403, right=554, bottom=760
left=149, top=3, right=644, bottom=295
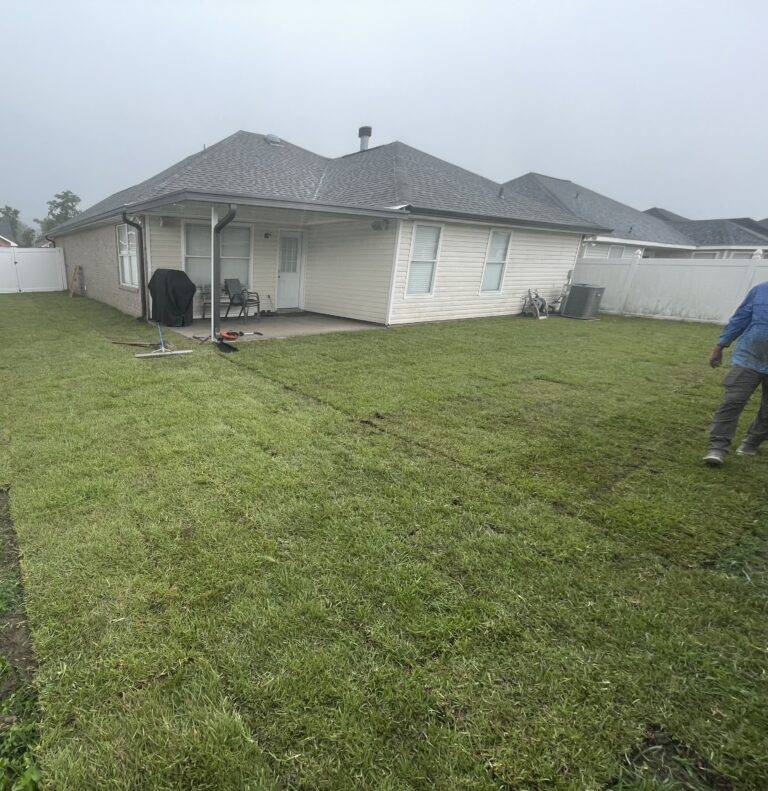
left=718, top=281, right=768, bottom=374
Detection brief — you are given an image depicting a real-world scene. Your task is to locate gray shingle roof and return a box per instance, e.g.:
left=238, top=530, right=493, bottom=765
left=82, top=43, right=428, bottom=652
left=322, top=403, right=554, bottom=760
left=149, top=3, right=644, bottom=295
left=50, top=132, right=604, bottom=236
left=644, top=207, right=689, bottom=221
left=0, top=220, right=15, bottom=242
left=727, top=217, right=768, bottom=240
left=667, top=219, right=768, bottom=246
left=503, top=173, right=693, bottom=245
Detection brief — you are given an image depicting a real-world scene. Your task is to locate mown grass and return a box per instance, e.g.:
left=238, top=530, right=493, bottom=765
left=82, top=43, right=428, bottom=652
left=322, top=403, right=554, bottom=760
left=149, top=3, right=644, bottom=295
left=0, top=293, right=766, bottom=789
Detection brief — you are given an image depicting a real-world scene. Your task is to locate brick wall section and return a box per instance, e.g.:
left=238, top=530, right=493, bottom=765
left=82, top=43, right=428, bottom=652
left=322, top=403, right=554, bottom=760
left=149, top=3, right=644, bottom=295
left=59, top=223, right=142, bottom=317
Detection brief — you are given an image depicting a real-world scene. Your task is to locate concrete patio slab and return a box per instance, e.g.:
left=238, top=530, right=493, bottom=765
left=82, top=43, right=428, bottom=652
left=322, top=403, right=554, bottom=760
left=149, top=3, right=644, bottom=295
left=172, top=311, right=381, bottom=342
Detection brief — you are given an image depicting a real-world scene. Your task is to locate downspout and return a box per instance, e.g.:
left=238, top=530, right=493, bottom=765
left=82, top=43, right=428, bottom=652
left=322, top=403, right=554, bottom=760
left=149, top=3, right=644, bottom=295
left=212, top=204, right=237, bottom=339
left=44, top=234, right=55, bottom=248
left=122, top=212, right=148, bottom=320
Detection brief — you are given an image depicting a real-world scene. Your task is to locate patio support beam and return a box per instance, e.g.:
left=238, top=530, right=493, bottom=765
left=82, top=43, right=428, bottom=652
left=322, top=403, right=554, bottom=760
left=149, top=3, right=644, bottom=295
left=211, top=203, right=237, bottom=340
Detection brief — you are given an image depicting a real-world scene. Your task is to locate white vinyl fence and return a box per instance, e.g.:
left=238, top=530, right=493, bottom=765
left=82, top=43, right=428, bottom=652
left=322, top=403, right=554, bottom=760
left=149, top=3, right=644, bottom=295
left=572, top=252, right=768, bottom=324
left=0, top=247, right=67, bottom=293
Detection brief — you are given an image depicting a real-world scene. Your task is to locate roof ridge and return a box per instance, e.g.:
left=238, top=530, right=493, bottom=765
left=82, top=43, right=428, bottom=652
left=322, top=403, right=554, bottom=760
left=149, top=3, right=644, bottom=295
left=528, top=173, right=588, bottom=218
left=391, top=143, right=409, bottom=205
left=388, top=140, right=503, bottom=190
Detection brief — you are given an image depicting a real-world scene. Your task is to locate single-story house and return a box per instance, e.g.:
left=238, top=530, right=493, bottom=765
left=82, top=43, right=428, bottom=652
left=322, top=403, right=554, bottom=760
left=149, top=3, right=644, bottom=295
left=48, top=127, right=606, bottom=326
left=502, top=173, right=768, bottom=261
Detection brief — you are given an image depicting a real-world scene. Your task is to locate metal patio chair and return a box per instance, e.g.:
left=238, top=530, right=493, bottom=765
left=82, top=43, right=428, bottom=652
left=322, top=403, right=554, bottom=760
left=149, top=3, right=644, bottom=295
left=199, top=284, right=230, bottom=319
left=224, top=279, right=260, bottom=319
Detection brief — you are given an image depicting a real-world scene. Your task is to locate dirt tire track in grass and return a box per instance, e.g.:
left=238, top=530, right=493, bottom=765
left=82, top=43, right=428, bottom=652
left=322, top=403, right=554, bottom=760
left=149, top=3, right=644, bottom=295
left=607, top=724, right=735, bottom=790
left=217, top=352, right=685, bottom=569
left=222, top=349, right=768, bottom=578
left=0, top=487, right=41, bottom=789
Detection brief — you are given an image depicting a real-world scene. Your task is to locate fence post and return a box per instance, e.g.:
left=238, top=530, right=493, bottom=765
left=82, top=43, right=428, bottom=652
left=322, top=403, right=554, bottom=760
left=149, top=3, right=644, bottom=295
left=741, top=249, right=764, bottom=294
left=618, top=248, right=643, bottom=315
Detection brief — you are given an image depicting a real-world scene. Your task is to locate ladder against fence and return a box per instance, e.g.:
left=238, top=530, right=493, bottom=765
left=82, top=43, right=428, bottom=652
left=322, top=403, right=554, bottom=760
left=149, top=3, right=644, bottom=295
left=572, top=250, right=768, bottom=324
left=0, top=247, right=67, bottom=293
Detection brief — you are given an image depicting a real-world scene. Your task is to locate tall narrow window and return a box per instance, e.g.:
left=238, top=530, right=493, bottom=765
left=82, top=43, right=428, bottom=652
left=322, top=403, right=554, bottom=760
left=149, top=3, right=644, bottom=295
left=116, top=224, right=139, bottom=288
left=184, top=224, right=250, bottom=287
left=407, top=224, right=441, bottom=295
left=481, top=229, right=511, bottom=292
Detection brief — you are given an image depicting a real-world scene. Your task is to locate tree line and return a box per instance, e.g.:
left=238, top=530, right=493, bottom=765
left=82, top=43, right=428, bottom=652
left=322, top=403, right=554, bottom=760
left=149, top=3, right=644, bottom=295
left=1, top=190, right=81, bottom=246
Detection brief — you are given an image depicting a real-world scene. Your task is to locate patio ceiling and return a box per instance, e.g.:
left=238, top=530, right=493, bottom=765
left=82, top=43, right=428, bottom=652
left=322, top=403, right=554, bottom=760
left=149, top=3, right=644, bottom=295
left=144, top=199, right=390, bottom=227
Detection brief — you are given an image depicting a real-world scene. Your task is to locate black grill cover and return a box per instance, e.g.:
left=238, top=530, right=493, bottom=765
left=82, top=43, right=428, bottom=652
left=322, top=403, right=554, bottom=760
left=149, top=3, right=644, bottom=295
left=148, top=269, right=197, bottom=327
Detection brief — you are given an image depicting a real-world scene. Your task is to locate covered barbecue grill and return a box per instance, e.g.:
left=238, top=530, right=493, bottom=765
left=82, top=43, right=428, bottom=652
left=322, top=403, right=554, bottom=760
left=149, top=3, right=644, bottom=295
left=148, top=269, right=197, bottom=327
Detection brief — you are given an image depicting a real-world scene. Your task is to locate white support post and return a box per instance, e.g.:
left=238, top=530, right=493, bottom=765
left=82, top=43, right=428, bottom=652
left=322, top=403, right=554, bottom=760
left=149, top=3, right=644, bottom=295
left=210, top=205, right=218, bottom=341
left=618, top=248, right=644, bottom=315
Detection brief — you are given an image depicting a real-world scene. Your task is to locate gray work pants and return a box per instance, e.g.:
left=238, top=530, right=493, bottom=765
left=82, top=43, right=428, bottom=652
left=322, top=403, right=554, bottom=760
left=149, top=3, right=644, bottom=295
left=709, top=365, right=768, bottom=451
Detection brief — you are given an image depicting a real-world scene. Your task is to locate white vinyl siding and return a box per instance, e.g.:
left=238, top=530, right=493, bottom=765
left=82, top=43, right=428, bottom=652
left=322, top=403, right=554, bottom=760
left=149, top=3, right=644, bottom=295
left=389, top=220, right=582, bottom=324
left=481, top=229, right=510, bottom=292
left=303, top=219, right=396, bottom=323
left=184, top=223, right=250, bottom=287
left=406, top=224, right=441, bottom=295
left=116, top=223, right=139, bottom=288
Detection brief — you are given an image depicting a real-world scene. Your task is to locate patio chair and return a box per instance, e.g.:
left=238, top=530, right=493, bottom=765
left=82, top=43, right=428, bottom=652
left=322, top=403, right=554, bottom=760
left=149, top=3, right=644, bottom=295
left=199, top=284, right=230, bottom=319
left=224, top=279, right=260, bottom=319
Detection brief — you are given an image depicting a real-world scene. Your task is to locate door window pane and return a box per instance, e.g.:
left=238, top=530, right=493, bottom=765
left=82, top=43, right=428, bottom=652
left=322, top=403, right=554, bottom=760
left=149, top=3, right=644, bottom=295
left=279, top=235, right=299, bottom=272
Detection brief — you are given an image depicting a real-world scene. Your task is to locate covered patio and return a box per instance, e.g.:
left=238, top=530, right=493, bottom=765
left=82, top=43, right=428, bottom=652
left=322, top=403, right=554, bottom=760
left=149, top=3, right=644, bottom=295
left=172, top=311, right=380, bottom=342
left=139, top=197, right=402, bottom=338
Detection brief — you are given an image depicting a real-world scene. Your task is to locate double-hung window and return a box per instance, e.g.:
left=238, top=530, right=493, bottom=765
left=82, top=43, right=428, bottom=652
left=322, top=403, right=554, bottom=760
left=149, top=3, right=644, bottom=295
left=184, top=224, right=251, bottom=287
left=481, top=229, right=511, bottom=292
left=406, top=224, right=441, bottom=295
left=116, top=223, right=139, bottom=288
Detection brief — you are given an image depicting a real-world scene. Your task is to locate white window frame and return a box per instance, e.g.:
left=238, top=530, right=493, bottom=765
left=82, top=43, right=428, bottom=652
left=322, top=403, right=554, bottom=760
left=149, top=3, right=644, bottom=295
left=181, top=220, right=252, bottom=289
left=479, top=228, right=511, bottom=295
left=115, top=223, right=139, bottom=289
left=583, top=244, right=609, bottom=259
left=405, top=222, right=443, bottom=298
left=608, top=244, right=625, bottom=259
left=691, top=251, right=720, bottom=259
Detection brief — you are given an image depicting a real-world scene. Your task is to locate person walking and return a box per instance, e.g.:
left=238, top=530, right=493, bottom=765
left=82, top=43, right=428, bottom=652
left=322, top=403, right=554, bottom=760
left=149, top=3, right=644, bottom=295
left=704, top=281, right=768, bottom=466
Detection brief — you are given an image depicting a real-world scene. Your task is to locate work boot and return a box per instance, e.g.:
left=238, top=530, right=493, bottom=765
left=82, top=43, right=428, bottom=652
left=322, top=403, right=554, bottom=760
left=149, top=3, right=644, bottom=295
left=736, top=441, right=759, bottom=457
left=703, top=449, right=726, bottom=467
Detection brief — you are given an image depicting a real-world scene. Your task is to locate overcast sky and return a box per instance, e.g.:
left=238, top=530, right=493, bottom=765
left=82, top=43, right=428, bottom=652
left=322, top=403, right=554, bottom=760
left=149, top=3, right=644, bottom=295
left=3, top=0, right=767, bottom=226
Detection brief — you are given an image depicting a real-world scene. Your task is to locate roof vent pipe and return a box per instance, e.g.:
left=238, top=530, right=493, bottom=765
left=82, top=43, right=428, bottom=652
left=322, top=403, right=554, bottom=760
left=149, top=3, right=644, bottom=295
left=358, top=126, right=372, bottom=151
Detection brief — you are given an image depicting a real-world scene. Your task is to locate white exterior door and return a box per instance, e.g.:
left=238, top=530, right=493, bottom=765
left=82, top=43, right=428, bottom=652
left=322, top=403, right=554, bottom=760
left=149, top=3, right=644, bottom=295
left=277, top=232, right=302, bottom=308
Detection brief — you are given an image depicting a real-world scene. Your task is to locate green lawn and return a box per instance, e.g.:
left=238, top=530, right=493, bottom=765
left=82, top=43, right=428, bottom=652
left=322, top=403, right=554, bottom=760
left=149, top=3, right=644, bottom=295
left=0, top=293, right=766, bottom=789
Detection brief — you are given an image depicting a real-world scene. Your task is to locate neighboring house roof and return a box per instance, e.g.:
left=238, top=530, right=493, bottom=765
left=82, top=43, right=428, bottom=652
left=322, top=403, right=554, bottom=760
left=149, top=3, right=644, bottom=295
left=503, top=173, right=693, bottom=245
left=50, top=131, right=605, bottom=236
left=0, top=219, right=17, bottom=244
left=666, top=219, right=768, bottom=247
left=644, top=207, right=689, bottom=221
left=728, top=217, right=768, bottom=239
